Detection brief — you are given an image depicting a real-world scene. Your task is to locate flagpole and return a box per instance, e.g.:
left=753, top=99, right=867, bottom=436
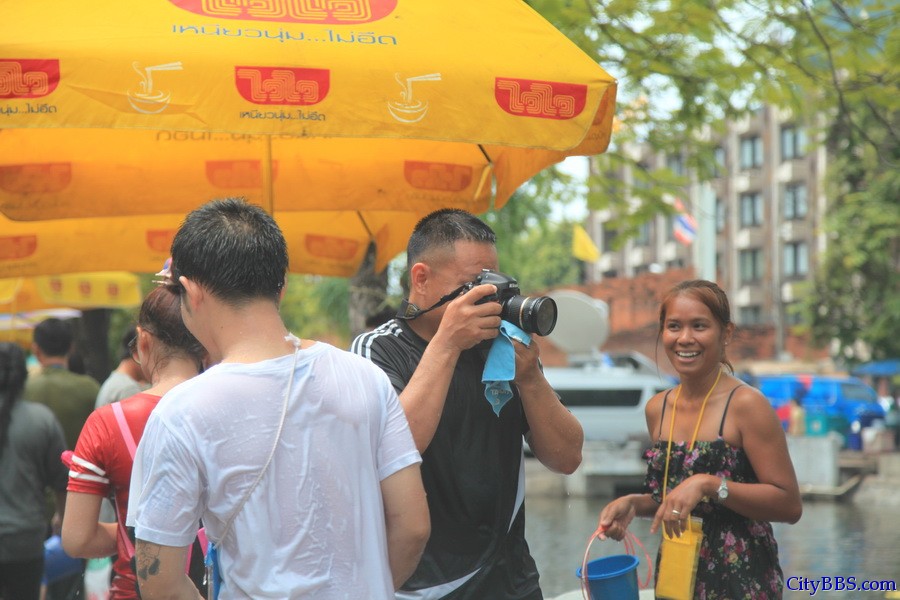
left=697, top=183, right=716, bottom=281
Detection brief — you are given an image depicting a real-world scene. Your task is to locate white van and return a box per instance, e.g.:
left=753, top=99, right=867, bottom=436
left=544, top=360, right=672, bottom=444
left=540, top=290, right=674, bottom=445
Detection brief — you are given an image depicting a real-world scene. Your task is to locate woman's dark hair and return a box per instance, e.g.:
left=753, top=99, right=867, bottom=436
left=138, top=286, right=206, bottom=374
left=658, top=279, right=735, bottom=373
left=0, top=342, right=29, bottom=452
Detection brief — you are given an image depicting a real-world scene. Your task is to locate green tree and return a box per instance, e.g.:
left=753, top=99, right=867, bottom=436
left=484, top=168, right=583, bottom=294
left=281, top=274, right=351, bottom=346
left=528, top=0, right=899, bottom=361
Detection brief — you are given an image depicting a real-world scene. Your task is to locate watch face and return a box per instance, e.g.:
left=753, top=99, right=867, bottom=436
left=718, top=480, right=728, bottom=500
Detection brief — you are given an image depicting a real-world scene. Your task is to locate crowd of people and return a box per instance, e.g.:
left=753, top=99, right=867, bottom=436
left=0, top=199, right=807, bottom=599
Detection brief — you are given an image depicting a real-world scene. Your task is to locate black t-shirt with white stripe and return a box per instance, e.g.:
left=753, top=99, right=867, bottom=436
left=352, top=319, right=541, bottom=599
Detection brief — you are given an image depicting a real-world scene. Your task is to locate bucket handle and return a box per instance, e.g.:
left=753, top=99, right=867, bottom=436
left=580, top=525, right=653, bottom=600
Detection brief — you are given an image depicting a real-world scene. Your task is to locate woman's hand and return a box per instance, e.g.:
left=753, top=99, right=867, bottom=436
left=651, top=474, right=714, bottom=537
left=598, top=496, right=637, bottom=541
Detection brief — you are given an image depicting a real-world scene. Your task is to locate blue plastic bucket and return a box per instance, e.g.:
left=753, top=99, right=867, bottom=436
left=576, top=554, right=639, bottom=599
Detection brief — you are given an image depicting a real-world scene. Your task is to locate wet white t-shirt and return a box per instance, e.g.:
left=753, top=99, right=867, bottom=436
left=128, top=341, right=420, bottom=599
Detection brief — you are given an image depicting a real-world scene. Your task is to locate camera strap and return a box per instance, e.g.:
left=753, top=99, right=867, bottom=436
left=396, top=283, right=469, bottom=321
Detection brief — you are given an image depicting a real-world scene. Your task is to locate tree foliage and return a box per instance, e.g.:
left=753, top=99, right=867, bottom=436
left=484, top=167, right=583, bottom=294
left=529, top=0, right=899, bottom=361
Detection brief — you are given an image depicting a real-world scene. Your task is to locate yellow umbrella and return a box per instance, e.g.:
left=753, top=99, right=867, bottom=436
left=0, top=210, right=421, bottom=278
left=0, top=272, right=143, bottom=312
left=0, top=272, right=142, bottom=344
left=0, top=0, right=617, bottom=276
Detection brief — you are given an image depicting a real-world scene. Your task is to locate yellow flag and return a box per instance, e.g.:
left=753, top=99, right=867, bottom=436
left=572, top=224, right=600, bottom=262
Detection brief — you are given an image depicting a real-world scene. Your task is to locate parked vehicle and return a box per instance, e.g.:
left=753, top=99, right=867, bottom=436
left=756, top=374, right=810, bottom=409
left=755, top=374, right=885, bottom=447
left=803, top=376, right=885, bottom=428
left=544, top=360, right=672, bottom=444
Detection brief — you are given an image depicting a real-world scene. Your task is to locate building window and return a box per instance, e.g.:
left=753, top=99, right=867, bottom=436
left=740, top=248, right=763, bottom=283
left=739, top=305, right=763, bottom=325
left=784, top=302, right=804, bottom=326
left=783, top=241, right=809, bottom=278
left=739, top=135, right=763, bottom=169
left=667, top=154, right=685, bottom=176
left=602, top=225, right=618, bottom=252
left=713, top=146, right=726, bottom=177
left=666, top=258, right=685, bottom=270
left=739, top=192, right=763, bottom=227
left=783, top=183, right=808, bottom=220
left=781, top=125, right=807, bottom=161
left=634, top=221, right=651, bottom=247
left=715, top=197, right=726, bottom=232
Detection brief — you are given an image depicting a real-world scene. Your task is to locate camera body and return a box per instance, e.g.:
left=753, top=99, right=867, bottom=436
left=465, top=269, right=557, bottom=336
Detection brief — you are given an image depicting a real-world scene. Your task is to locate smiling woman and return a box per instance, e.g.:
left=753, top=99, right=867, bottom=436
left=596, top=279, right=803, bottom=599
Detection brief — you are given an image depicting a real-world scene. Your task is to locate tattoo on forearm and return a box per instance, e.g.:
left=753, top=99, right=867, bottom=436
left=136, top=543, right=162, bottom=582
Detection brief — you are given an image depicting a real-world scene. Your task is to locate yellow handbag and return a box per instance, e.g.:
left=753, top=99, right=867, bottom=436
left=655, top=371, right=720, bottom=599
left=656, top=515, right=704, bottom=600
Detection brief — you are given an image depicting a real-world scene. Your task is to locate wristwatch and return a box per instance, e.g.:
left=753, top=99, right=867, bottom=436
left=715, top=477, right=729, bottom=503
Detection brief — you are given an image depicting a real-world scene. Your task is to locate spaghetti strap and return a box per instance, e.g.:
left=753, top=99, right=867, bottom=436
left=657, top=389, right=673, bottom=440
left=718, top=385, right=744, bottom=437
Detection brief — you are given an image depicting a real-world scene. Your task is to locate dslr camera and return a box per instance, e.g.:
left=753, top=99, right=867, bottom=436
left=464, top=269, right=557, bottom=336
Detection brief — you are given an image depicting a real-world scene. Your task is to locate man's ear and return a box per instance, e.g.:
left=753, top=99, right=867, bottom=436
left=409, top=263, right=430, bottom=295
left=180, top=276, right=203, bottom=309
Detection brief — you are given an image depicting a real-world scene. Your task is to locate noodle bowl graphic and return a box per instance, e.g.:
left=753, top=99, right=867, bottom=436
left=387, top=73, right=441, bottom=123
left=127, top=61, right=183, bottom=114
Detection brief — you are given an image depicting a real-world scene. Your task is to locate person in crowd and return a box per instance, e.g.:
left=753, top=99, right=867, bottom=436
left=598, top=279, right=802, bottom=599
left=24, top=318, right=100, bottom=449
left=0, top=343, right=69, bottom=600
left=94, top=326, right=147, bottom=409
left=62, top=285, right=207, bottom=598
left=351, top=208, right=583, bottom=599
left=127, top=198, right=429, bottom=599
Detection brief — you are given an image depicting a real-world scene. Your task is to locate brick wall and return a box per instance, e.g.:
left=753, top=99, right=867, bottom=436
left=537, top=270, right=830, bottom=373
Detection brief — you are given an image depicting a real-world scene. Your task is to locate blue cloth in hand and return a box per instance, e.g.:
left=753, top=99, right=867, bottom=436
left=482, top=321, right=532, bottom=416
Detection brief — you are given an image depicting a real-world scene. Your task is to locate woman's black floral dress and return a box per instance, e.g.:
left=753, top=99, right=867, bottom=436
left=645, top=388, right=784, bottom=599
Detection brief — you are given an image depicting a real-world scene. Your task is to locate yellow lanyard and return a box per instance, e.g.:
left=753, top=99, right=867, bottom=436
left=661, top=368, right=722, bottom=501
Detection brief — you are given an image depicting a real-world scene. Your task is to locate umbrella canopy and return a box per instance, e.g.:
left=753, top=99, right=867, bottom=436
left=851, top=360, right=900, bottom=378
left=0, top=272, right=143, bottom=312
left=0, top=0, right=616, bottom=277
left=0, top=210, right=420, bottom=278
left=0, top=272, right=142, bottom=345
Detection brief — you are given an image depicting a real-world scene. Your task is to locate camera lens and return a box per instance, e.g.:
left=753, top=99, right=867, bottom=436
left=503, top=295, right=558, bottom=336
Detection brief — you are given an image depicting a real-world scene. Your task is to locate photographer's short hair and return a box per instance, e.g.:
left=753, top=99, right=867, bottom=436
left=32, top=318, right=74, bottom=357
left=407, top=208, right=496, bottom=270
left=171, top=198, right=287, bottom=304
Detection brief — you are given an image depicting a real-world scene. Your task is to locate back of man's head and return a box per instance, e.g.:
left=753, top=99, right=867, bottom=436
left=32, top=318, right=73, bottom=358
left=171, top=198, right=288, bottom=304
left=406, top=208, right=496, bottom=271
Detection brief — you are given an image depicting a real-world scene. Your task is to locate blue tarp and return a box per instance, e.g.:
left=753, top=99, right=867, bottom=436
left=851, top=359, right=900, bottom=377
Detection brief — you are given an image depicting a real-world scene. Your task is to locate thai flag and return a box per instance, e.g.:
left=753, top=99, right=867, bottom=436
left=673, top=198, right=697, bottom=246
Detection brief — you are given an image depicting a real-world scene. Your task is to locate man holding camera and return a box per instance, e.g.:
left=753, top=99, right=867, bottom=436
left=352, top=208, right=583, bottom=599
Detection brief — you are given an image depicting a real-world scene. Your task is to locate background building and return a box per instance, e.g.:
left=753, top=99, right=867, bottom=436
left=574, top=105, right=832, bottom=369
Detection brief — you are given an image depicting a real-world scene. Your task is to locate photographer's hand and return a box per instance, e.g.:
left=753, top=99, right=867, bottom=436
left=433, top=284, right=502, bottom=353
left=398, top=283, right=501, bottom=453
